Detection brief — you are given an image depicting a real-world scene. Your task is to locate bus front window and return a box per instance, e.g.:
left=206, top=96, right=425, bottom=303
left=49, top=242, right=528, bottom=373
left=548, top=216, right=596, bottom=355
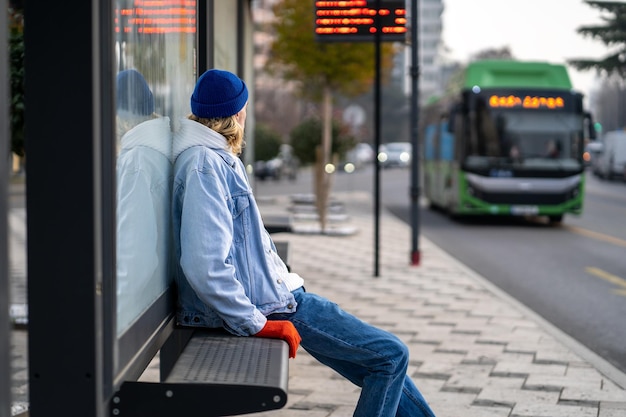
left=475, top=110, right=583, bottom=167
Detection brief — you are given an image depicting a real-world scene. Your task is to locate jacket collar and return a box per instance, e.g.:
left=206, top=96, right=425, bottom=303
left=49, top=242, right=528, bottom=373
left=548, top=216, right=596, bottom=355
left=172, top=118, right=236, bottom=165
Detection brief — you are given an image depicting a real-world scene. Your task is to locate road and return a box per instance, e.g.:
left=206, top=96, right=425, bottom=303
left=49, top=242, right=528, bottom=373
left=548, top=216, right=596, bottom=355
left=255, top=164, right=626, bottom=375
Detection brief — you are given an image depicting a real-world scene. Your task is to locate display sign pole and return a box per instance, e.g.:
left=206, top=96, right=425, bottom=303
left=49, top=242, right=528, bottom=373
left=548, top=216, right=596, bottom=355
left=410, top=0, right=421, bottom=265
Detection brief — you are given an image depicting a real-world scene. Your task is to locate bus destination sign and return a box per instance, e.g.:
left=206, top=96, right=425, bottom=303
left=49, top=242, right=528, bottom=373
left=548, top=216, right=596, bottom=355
left=315, top=0, right=407, bottom=43
left=489, top=94, right=565, bottom=110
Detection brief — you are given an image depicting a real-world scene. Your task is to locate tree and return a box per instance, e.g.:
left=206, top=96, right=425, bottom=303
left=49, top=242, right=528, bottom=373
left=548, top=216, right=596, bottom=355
left=254, top=123, right=283, bottom=162
left=268, top=0, right=396, bottom=232
left=470, top=46, right=514, bottom=62
left=289, top=118, right=356, bottom=166
left=568, top=1, right=626, bottom=78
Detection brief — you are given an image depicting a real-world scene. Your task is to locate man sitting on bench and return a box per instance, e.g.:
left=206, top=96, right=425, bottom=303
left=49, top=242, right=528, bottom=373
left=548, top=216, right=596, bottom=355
left=171, top=69, right=437, bottom=417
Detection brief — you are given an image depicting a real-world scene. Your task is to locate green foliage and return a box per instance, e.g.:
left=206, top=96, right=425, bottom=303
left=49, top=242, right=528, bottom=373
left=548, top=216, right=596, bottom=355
left=9, top=7, right=25, bottom=157
left=470, top=46, right=514, bottom=61
left=254, top=123, right=283, bottom=161
left=289, top=118, right=356, bottom=165
left=269, top=0, right=396, bottom=102
left=568, top=1, right=626, bottom=78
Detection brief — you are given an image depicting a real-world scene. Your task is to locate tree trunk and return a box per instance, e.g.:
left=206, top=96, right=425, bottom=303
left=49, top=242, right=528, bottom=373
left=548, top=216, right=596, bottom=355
left=314, top=86, right=333, bottom=233
left=314, top=146, right=327, bottom=232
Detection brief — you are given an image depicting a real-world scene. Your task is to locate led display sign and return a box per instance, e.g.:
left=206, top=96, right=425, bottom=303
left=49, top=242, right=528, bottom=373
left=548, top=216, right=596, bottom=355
left=315, top=0, right=407, bottom=42
left=115, top=0, right=196, bottom=35
left=489, top=95, right=565, bottom=109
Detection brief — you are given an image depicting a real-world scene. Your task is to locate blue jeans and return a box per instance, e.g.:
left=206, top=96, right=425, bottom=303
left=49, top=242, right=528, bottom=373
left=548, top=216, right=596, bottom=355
left=269, top=288, right=436, bottom=417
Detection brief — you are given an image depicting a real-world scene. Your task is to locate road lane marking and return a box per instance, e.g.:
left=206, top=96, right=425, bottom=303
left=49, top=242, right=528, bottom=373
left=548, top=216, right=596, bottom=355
left=565, top=225, right=626, bottom=248
left=586, top=267, right=626, bottom=297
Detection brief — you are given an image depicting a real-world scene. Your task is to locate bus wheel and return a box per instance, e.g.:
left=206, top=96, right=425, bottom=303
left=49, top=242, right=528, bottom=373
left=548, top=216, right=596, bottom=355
left=548, top=214, right=563, bottom=224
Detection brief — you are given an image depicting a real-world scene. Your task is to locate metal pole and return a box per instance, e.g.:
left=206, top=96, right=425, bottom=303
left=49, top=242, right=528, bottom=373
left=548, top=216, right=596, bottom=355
left=373, top=0, right=382, bottom=277
left=0, top=0, right=11, bottom=413
left=410, top=0, right=421, bottom=265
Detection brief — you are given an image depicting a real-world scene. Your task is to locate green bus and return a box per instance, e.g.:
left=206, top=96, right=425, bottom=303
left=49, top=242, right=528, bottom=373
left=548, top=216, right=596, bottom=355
left=422, top=60, right=596, bottom=223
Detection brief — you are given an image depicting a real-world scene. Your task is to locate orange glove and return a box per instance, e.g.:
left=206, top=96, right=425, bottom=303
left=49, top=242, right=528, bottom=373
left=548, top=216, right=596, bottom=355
left=254, top=320, right=301, bottom=358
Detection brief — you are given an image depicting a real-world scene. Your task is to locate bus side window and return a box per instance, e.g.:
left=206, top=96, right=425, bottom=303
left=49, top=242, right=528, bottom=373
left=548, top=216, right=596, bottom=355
left=447, top=104, right=458, bottom=133
left=424, top=124, right=437, bottom=161
left=433, top=118, right=441, bottom=160
left=440, top=121, right=454, bottom=161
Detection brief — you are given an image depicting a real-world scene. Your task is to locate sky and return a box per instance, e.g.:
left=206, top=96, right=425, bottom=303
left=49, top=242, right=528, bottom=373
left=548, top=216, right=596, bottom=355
left=441, top=0, right=614, bottom=99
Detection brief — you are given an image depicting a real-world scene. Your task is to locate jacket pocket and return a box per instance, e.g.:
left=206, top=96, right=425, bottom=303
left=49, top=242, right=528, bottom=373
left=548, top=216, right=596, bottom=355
left=229, top=193, right=251, bottom=243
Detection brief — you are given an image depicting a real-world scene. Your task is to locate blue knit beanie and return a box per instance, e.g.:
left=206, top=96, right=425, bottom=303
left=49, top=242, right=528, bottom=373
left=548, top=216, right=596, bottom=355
left=116, top=69, right=154, bottom=116
left=190, top=69, right=248, bottom=118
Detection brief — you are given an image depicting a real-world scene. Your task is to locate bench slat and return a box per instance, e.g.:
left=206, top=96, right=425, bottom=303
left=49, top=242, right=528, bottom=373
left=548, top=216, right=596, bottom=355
left=166, top=331, right=288, bottom=387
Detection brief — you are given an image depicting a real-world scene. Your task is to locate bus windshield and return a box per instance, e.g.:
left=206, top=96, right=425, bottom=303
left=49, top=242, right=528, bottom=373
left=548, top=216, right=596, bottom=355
left=468, top=109, right=583, bottom=170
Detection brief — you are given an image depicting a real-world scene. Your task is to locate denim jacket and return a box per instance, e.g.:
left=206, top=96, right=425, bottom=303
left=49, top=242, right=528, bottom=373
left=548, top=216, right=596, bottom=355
left=171, top=118, right=300, bottom=336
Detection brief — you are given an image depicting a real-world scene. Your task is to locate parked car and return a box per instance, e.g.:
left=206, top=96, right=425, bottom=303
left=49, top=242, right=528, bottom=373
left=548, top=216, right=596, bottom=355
left=584, top=141, right=603, bottom=171
left=254, top=144, right=299, bottom=181
left=254, top=158, right=283, bottom=180
left=378, top=142, right=412, bottom=168
left=595, top=130, right=626, bottom=181
left=340, top=143, right=375, bottom=173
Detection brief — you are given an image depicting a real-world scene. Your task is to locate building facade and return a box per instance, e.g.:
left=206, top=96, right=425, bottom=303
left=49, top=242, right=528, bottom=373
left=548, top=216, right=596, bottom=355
left=401, top=0, right=444, bottom=104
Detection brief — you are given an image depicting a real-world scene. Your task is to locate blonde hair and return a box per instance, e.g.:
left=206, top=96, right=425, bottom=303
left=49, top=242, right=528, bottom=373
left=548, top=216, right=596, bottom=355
left=188, top=114, right=245, bottom=155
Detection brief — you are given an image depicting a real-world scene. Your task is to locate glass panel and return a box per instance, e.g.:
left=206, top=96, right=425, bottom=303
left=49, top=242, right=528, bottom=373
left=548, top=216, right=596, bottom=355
left=214, top=0, right=238, bottom=71
left=113, top=0, right=196, bottom=337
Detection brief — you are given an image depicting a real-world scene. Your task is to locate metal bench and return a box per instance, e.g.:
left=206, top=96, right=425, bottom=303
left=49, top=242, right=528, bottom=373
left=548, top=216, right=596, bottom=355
left=112, top=329, right=289, bottom=417
left=110, top=243, right=292, bottom=417
left=263, top=214, right=294, bottom=234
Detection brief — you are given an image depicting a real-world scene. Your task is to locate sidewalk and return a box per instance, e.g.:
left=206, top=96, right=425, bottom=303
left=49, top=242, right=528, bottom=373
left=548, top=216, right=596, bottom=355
left=9, top=186, right=626, bottom=416
left=250, top=191, right=626, bottom=417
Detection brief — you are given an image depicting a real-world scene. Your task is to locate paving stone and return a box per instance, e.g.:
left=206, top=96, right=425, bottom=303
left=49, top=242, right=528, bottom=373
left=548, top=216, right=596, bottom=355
left=562, top=385, right=626, bottom=402
left=525, top=374, right=601, bottom=391
left=493, top=361, right=568, bottom=377
left=599, top=401, right=626, bottom=417
left=477, top=385, right=561, bottom=408
left=444, top=363, right=495, bottom=389
left=511, top=403, right=598, bottom=417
